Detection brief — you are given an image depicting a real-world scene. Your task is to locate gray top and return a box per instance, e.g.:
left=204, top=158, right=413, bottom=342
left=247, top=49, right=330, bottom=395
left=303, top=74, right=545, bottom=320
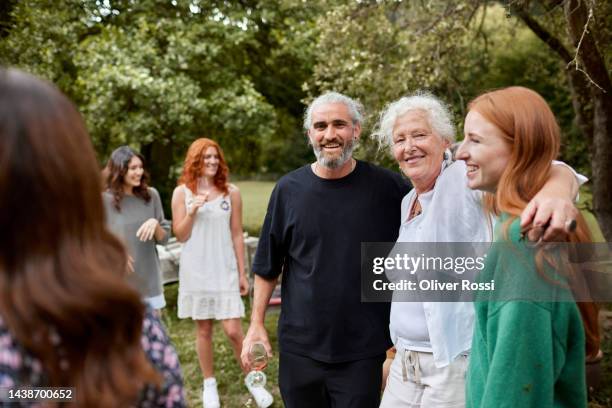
left=103, top=187, right=170, bottom=299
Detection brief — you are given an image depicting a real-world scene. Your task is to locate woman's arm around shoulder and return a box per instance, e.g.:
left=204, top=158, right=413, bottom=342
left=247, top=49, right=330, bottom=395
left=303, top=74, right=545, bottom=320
left=520, top=163, right=582, bottom=242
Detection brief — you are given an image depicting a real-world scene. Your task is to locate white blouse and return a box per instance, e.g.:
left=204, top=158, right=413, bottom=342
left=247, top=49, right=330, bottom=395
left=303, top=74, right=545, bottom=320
left=389, top=159, right=492, bottom=367
left=389, top=158, right=587, bottom=367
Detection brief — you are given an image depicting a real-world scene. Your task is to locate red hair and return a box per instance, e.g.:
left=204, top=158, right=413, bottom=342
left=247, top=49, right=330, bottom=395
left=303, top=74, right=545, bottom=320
left=469, top=87, right=559, bottom=217
left=178, top=138, right=229, bottom=195
left=469, top=86, right=599, bottom=357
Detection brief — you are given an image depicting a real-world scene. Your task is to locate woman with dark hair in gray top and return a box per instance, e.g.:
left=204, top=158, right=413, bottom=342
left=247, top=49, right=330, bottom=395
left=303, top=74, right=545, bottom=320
left=104, top=146, right=170, bottom=311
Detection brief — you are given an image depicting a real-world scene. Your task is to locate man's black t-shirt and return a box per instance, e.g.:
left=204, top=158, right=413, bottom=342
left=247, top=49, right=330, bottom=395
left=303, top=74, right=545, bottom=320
left=253, top=160, right=411, bottom=363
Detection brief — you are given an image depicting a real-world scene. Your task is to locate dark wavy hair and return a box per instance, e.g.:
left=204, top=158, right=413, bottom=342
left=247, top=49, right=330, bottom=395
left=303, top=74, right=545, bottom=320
left=0, top=68, right=160, bottom=406
left=178, top=138, right=229, bottom=195
left=105, top=146, right=151, bottom=211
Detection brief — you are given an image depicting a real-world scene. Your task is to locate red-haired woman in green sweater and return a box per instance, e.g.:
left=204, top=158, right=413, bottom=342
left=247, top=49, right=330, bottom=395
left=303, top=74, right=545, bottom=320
left=457, top=86, right=589, bottom=408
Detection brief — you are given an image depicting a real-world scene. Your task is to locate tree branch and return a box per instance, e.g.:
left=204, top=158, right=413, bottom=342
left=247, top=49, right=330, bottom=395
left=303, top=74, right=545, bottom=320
left=565, top=0, right=611, bottom=93
left=542, top=0, right=568, bottom=14
left=511, top=4, right=574, bottom=63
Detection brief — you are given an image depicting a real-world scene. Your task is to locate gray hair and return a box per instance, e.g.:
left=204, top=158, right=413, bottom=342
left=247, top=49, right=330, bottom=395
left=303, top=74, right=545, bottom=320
left=303, top=92, right=364, bottom=130
left=372, top=91, right=455, bottom=148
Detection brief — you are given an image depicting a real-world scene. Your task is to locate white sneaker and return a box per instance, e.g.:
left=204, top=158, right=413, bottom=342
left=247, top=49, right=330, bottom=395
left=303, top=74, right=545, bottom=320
left=203, top=377, right=220, bottom=408
left=245, top=379, right=273, bottom=408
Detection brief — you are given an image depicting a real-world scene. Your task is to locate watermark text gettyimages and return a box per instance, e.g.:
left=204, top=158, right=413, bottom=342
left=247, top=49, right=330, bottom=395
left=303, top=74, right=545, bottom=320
left=361, top=242, right=612, bottom=302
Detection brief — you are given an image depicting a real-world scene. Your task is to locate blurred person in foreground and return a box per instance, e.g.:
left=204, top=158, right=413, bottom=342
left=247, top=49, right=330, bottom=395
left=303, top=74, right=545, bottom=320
left=0, top=68, right=185, bottom=407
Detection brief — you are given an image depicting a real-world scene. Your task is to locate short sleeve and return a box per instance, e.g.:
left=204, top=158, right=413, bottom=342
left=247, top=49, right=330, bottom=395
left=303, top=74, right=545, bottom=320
left=252, top=184, right=287, bottom=280
left=551, top=160, right=588, bottom=203
left=551, top=160, right=588, bottom=186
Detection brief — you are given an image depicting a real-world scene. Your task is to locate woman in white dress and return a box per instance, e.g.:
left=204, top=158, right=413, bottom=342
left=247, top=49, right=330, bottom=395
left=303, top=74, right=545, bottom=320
left=171, top=138, right=249, bottom=408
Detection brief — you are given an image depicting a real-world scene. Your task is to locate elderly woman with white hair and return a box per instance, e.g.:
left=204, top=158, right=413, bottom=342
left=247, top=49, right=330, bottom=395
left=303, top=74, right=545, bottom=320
left=374, top=91, right=585, bottom=407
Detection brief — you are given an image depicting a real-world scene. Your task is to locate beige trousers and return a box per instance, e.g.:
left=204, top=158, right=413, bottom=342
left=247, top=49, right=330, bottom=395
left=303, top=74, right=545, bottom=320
left=380, top=349, right=468, bottom=408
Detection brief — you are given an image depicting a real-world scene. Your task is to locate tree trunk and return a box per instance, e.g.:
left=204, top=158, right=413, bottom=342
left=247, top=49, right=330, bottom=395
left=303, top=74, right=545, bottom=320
left=565, top=0, right=612, bottom=241
left=141, top=138, right=175, bottom=218
left=566, top=68, right=594, bottom=147
left=590, top=88, right=612, bottom=240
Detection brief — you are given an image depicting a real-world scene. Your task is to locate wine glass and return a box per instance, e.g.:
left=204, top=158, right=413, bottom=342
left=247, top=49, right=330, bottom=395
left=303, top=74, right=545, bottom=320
left=244, top=342, right=273, bottom=407
left=247, top=342, right=268, bottom=387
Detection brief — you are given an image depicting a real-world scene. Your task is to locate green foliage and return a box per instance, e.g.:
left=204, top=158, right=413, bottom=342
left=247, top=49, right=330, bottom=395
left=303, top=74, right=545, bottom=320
left=463, top=5, right=591, bottom=175
left=304, top=1, right=594, bottom=176
left=0, top=0, right=601, bottom=197
left=0, top=0, right=324, bottom=216
left=305, top=1, right=487, bottom=164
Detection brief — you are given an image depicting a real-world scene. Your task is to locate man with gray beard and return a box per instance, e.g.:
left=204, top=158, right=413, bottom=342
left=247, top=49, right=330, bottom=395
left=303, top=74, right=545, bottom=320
left=241, top=92, right=411, bottom=407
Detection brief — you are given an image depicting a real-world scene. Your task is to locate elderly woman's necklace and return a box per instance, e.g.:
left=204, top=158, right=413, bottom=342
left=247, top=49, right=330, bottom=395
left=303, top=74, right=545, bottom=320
left=408, top=198, right=422, bottom=220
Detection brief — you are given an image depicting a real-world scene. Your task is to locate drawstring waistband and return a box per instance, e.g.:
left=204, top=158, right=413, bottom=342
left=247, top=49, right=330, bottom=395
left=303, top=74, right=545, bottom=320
left=401, top=349, right=422, bottom=384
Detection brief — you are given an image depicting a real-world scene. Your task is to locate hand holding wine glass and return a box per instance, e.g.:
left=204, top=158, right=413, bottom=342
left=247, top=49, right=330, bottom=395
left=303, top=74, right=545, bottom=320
left=247, top=342, right=268, bottom=386
left=245, top=342, right=273, bottom=407
left=240, top=323, right=272, bottom=371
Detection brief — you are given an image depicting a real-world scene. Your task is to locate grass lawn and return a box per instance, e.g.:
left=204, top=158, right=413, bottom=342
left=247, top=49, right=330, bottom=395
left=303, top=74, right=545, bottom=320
left=162, top=180, right=278, bottom=406
left=234, top=181, right=276, bottom=237
left=161, top=284, right=283, bottom=407
left=159, top=180, right=280, bottom=406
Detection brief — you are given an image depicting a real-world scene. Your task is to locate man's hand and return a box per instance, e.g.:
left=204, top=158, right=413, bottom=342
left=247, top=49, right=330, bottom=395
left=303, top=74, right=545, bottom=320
left=520, top=197, right=578, bottom=242
left=241, top=323, right=273, bottom=372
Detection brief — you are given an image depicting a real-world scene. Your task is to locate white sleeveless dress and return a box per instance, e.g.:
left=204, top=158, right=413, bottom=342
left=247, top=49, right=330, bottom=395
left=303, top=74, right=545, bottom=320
left=177, top=185, right=245, bottom=320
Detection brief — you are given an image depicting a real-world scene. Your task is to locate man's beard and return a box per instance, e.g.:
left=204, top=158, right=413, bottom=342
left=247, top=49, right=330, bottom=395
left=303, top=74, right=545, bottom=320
left=311, top=136, right=357, bottom=169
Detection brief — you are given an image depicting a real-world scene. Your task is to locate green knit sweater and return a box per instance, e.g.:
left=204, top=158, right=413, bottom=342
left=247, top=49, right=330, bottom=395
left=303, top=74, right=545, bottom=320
left=466, top=215, right=586, bottom=408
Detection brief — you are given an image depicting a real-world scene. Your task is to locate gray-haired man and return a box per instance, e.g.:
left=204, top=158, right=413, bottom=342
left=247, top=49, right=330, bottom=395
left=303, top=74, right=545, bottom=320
left=241, top=92, right=411, bottom=407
